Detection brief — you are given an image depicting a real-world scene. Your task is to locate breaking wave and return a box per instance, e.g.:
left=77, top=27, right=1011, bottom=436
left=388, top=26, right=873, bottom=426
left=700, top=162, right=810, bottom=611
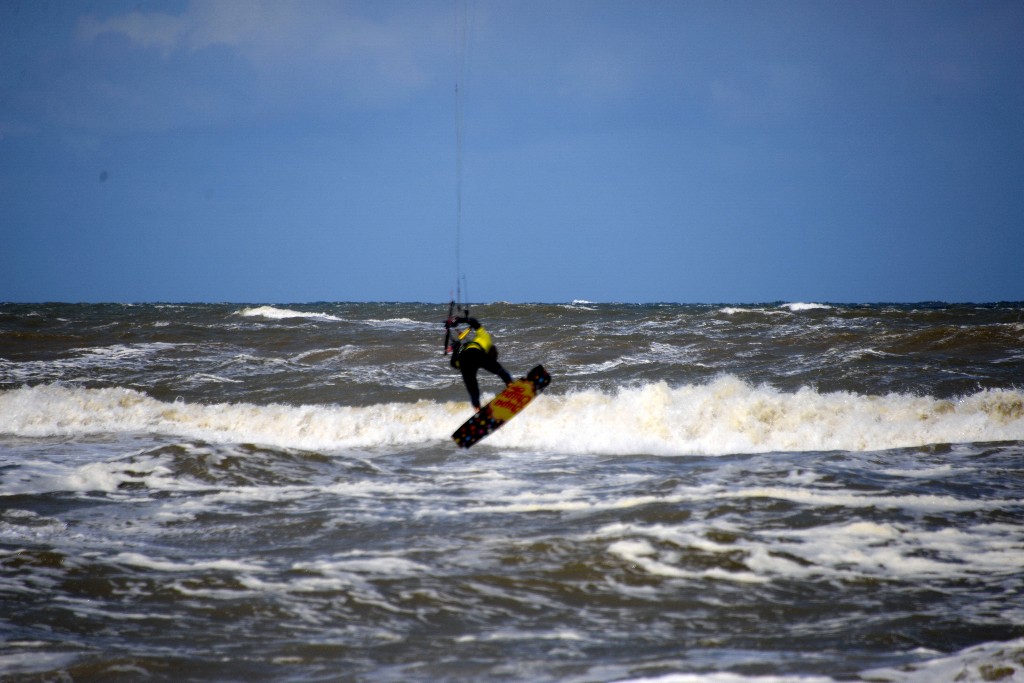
left=235, top=306, right=342, bottom=321
left=3, top=377, right=1022, bottom=455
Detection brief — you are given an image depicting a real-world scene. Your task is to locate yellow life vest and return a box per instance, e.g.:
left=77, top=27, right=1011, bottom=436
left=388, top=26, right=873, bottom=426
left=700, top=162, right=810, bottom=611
left=458, top=325, right=494, bottom=354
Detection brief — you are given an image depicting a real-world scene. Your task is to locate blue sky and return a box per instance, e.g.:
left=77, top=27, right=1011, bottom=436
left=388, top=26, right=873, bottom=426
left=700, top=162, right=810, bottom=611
left=2, top=0, right=1022, bottom=303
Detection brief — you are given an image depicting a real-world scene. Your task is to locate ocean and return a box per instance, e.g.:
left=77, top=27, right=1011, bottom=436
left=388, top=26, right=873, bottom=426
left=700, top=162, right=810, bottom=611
left=1, top=301, right=1022, bottom=682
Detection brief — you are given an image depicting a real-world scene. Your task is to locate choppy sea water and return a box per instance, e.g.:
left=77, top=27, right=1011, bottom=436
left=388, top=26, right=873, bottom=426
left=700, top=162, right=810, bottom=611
left=1, top=301, right=1023, bottom=682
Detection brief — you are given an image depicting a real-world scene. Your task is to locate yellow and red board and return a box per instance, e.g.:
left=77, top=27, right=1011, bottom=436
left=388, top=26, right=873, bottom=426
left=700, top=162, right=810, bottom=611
left=452, top=365, right=551, bottom=448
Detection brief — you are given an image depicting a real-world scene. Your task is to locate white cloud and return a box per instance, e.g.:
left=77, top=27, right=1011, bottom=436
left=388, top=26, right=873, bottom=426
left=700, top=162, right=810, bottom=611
left=75, top=0, right=452, bottom=107
left=76, top=10, right=183, bottom=53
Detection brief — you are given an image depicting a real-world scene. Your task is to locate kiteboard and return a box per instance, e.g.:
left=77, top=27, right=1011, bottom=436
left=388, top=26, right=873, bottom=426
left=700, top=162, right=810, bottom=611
left=452, top=365, right=551, bottom=448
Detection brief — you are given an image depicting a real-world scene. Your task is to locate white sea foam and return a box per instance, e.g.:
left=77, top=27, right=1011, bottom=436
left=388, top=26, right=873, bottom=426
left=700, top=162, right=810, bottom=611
left=291, top=346, right=358, bottom=363
left=236, top=306, right=341, bottom=321
left=2, top=450, right=213, bottom=496
left=76, top=342, right=181, bottom=359
left=720, top=306, right=788, bottom=316
left=187, top=373, right=242, bottom=384
left=494, top=377, right=1024, bottom=455
left=294, top=554, right=429, bottom=577
left=456, top=629, right=586, bottom=643
left=0, top=509, right=67, bottom=540
left=608, top=539, right=767, bottom=583
left=613, top=673, right=834, bottom=683
left=113, top=552, right=265, bottom=573
left=0, top=384, right=458, bottom=452
left=601, top=515, right=1024, bottom=585
left=360, top=317, right=434, bottom=330
left=2, top=379, right=1023, bottom=455
left=1, top=342, right=190, bottom=384
left=0, top=651, right=82, bottom=677
left=781, top=302, right=832, bottom=311
left=862, top=637, right=1024, bottom=683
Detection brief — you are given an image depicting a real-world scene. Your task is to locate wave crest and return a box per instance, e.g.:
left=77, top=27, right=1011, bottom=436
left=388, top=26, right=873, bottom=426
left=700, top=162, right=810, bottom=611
left=4, top=378, right=1023, bottom=455
left=236, top=306, right=341, bottom=321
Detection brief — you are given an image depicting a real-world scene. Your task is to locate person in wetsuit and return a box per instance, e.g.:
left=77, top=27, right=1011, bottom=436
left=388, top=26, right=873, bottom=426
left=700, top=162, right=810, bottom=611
left=446, top=316, right=513, bottom=410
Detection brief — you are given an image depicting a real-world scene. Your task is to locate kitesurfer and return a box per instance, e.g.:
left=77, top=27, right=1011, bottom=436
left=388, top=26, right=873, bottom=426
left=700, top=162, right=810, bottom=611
left=446, top=316, right=512, bottom=410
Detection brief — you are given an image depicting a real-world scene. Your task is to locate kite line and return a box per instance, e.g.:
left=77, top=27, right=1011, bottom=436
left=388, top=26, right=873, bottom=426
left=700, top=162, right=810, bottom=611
left=446, top=0, right=472, bottom=353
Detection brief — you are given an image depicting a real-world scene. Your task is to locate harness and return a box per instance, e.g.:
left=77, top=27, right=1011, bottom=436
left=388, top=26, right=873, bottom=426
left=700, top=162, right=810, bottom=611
left=460, top=326, right=493, bottom=354
left=452, top=325, right=494, bottom=369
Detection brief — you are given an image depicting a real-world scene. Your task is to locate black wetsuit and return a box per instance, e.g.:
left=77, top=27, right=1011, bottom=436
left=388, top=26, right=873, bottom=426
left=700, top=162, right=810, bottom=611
left=450, top=318, right=512, bottom=410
